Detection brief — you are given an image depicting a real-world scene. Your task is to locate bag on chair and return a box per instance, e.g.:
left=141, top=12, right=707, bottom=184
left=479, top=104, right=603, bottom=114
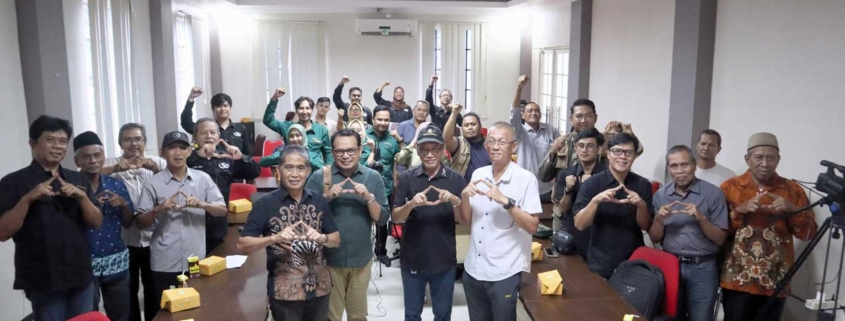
left=609, top=259, right=665, bottom=320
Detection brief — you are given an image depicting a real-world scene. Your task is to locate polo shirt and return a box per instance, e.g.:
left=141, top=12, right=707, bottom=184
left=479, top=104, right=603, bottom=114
left=396, top=119, right=420, bottom=145
left=464, top=162, right=543, bottom=282
left=425, top=85, right=463, bottom=131
left=653, top=178, right=728, bottom=257
left=135, top=167, right=225, bottom=273
left=305, top=164, right=389, bottom=268
left=241, top=187, right=338, bottom=301
left=0, top=161, right=95, bottom=291
left=181, top=100, right=252, bottom=156
left=105, top=156, right=167, bottom=248
left=394, top=165, right=467, bottom=274
left=552, top=162, right=608, bottom=259
left=262, top=99, right=334, bottom=168
left=510, top=107, right=560, bottom=196
left=89, top=174, right=133, bottom=282
left=572, top=169, right=655, bottom=279
left=366, top=127, right=400, bottom=194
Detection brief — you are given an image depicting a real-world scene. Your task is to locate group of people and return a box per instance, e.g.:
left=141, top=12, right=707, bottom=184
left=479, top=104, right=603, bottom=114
left=0, top=73, right=817, bottom=321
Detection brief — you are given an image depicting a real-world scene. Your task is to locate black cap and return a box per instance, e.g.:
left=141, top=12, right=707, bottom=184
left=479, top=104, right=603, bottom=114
left=161, top=131, right=191, bottom=148
left=416, top=125, right=444, bottom=145
left=73, top=131, right=103, bottom=152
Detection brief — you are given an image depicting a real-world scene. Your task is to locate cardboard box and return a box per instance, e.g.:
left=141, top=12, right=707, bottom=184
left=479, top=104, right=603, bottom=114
left=199, top=256, right=226, bottom=276
left=228, top=199, right=252, bottom=213
left=538, top=270, right=563, bottom=295
left=531, top=242, right=543, bottom=261
left=160, top=287, right=200, bottom=312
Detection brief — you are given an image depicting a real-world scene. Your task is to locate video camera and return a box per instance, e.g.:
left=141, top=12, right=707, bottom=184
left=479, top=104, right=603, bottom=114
left=816, top=160, right=845, bottom=206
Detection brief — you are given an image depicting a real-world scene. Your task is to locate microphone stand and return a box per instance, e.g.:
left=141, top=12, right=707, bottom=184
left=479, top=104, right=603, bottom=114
left=754, top=198, right=845, bottom=321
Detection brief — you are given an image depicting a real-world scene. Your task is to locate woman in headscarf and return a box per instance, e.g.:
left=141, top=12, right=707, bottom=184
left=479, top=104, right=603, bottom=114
left=336, top=102, right=368, bottom=132
left=346, top=119, right=377, bottom=166
left=259, top=124, right=318, bottom=171
left=374, top=81, right=412, bottom=123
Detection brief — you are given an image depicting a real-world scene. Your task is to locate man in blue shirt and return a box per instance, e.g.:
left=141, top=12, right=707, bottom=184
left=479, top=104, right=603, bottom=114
left=73, top=131, right=135, bottom=321
left=396, top=100, right=431, bottom=144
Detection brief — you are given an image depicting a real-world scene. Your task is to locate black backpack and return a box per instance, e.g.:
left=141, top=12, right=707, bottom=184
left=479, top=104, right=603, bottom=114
left=608, top=259, right=665, bottom=320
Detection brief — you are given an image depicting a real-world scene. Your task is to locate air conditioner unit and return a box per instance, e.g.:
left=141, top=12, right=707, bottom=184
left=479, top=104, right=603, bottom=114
left=356, top=19, right=417, bottom=36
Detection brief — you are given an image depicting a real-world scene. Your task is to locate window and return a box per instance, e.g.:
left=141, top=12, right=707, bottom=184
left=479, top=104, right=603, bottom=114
left=431, top=23, right=482, bottom=112
left=175, top=13, right=197, bottom=122
left=539, top=48, right=569, bottom=131
left=465, top=29, right=473, bottom=109
left=434, top=27, right=442, bottom=97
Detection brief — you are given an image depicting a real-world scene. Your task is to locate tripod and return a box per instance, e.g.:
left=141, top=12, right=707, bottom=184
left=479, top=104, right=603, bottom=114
left=755, top=199, right=845, bottom=321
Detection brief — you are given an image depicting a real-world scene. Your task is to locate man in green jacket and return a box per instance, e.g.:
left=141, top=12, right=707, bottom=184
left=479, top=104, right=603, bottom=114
left=263, top=87, right=333, bottom=168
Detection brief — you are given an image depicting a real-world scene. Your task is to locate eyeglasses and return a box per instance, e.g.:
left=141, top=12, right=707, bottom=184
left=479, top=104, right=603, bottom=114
left=121, top=137, right=144, bottom=143
left=416, top=147, right=442, bottom=156
left=572, top=113, right=596, bottom=121
left=484, top=139, right=515, bottom=148
left=609, top=148, right=636, bottom=157
left=576, top=143, right=597, bottom=150
left=333, top=149, right=359, bottom=156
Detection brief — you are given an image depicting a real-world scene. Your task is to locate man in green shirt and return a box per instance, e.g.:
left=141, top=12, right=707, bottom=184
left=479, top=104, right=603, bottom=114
left=365, top=105, right=401, bottom=259
left=263, top=87, right=333, bottom=168
left=306, top=129, right=389, bottom=321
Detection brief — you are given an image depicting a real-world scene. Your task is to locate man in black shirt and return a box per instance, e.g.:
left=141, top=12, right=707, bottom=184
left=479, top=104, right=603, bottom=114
left=188, top=117, right=261, bottom=252
left=572, top=133, right=654, bottom=279
left=392, top=124, right=467, bottom=321
left=180, top=87, right=252, bottom=156
left=238, top=145, right=340, bottom=321
left=425, top=75, right=463, bottom=131
left=0, top=115, right=103, bottom=321
left=333, top=76, right=373, bottom=125
left=552, top=127, right=607, bottom=259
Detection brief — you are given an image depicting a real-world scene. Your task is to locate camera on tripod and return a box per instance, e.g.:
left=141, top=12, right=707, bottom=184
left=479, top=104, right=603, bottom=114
left=816, top=160, right=845, bottom=206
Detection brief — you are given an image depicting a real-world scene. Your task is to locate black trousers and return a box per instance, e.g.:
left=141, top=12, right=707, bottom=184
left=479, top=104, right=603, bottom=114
left=721, top=288, right=785, bottom=321
left=151, top=271, right=183, bottom=316
left=375, top=193, right=393, bottom=257
left=270, top=296, right=330, bottom=321
left=462, top=272, right=521, bottom=321
left=128, top=246, right=156, bottom=321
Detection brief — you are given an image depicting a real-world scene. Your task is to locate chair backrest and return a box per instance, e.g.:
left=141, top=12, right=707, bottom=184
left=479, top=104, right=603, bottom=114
left=263, top=140, right=284, bottom=156
left=230, top=183, right=257, bottom=202
left=67, top=312, right=110, bottom=321
left=255, top=134, right=267, bottom=156
left=254, top=156, right=274, bottom=178
left=651, top=180, right=661, bottom=195
left=480, top=127, right=488, bottom=137
left=629, top=246, right=679, bottom=317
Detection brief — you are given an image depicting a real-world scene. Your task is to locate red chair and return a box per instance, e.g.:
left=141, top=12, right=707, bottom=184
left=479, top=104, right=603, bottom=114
left=651, top=180, right=661, bottom=195
left=480, top=127, right=488, bottom=137
left=67, top=312, right=110, bottom=321
left=628, top=246, right=680, bottom=318
left=230, top=183, right=257, bottom=202
left=263, top=140, right=284, bottom=156
left=254, top=156, right=274, bottom=178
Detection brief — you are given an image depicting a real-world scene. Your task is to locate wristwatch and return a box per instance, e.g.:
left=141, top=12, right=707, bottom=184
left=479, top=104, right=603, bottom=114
left=503, top=197, right=516, bottom=210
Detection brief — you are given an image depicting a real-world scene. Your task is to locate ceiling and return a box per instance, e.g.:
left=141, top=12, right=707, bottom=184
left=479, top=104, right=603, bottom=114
left=205, top=0, right=544, bottom=15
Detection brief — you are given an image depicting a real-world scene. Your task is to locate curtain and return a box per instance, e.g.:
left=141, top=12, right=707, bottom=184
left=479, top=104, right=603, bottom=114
left=174, top=12, right=212, bottom=125
left=419, top=22, right=486, bottom=112
left=255, top=20, right=327, bottom=125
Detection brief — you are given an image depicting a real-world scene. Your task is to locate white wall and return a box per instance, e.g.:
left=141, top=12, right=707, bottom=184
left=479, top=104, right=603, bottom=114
left=589, top=0, right=675, bottom=181
left=710, top=1, right=845, bottom=319
left=0, top=1, right=35, bottom=319
left=213, top=11, right=522, bottom=140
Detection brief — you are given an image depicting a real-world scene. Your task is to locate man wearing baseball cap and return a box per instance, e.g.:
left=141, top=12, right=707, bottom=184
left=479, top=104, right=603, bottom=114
left=392, top=124, right=467, bottom=321
left=718, top=132, right=817, bottom=321
left=134, top=131, right=227, bottom=310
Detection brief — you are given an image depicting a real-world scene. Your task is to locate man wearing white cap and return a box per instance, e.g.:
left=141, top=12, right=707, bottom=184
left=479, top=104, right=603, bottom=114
left=718, top=132, right=818, bottom=321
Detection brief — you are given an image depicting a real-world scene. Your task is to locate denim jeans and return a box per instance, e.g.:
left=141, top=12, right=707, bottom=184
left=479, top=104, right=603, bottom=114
left=25, top=282, right=95, bottom=321
left=678, top=259, right=719, bottom=321
left=401, top=266, right=456, bottom=321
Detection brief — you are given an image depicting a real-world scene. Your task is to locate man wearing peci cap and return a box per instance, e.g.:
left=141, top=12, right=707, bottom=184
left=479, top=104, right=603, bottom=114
left=718, top=132, right=817, bottom=321
left=134, top=131, right=227, bottom=311
left=73, top=131, right=135, bottom=321
left=392, top=125, right=467, bottom=321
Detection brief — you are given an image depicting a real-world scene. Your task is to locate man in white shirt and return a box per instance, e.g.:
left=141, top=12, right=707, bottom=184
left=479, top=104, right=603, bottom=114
left=101, top=123, right=166, bottom=321
left=459, top=122, right=542, bottom=321
left=695, top=129, right=736, bottom=187
left=510, top=75, right=560, bottom=203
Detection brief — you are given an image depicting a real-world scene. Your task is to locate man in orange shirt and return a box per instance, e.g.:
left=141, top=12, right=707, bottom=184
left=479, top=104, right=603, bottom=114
left=719, top=132, right=817, bottom=321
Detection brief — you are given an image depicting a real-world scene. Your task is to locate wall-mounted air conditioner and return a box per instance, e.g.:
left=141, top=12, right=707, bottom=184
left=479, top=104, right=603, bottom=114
left=356, top=19, right=417, bottom=36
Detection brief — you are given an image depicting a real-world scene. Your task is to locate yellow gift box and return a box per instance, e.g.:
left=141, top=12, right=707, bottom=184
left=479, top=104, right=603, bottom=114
left=160, top=287, right=200, bottom=312
left=199, top=256, right=226, bottom=276
left=228, top=199, right=252, bottom=213
left=531, top=242, right=543, bottom=261
left=537, top=270, right=563, bottom=295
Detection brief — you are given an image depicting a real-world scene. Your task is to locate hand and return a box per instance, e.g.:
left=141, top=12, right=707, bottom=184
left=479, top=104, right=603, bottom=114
left=112, top=158, right=138, bottom=173
left=450, top=103, right=463, bottom=114
left=410, top=187, right=434, bottom=208
left=326, top=178, right=356, bottom=200
left=430, top=75, right=439, bottom=86
left=97, top=190, right=128, bottom=208
left=681, top=202, right=705, bottom=221
left=57, top=176, right=86, bottom=200
left=622, top=123, right=634, bottom=134
left=349, top=180, right=371, bottom=200
left=383, top=81, right=391, bottom=87
left=365, top=139, right=376, bottom=150
left=580, top=173, right=592, bottom=183
left=565, top=175, right=576, bottom=191
left=278, top=221, right=302, bottom=243
left=551, top=136, right=566, bottom=153
left=390, top=130, right=402, bottom=142
left=337, top=108, right=346, bottom=118
left=621, top=185, right=644, bottom=206
left=765, top=193, right=796, bottom=214
left=197, top=143, right=220, bottom=160
left=517, top=74, right=530, bottom=86
left=25, top=175, right=59, bottom=202
left=735, top=192, right=765, bottom=214
left=592, top=185, right=625, bottom=204
left=299, top=222, right=326, bottom=243
left=140, top=158, right=160, bottom=173
left=431, top=186, right=459, bottom=206
left=656, top=201, right=676, bottom=221
left=158, top=190, right=188, bottom=212
left=188, top=87, right=203, bottom=100
left=341, top=76, right=350, bottom=84
left=477, top=179, right=508, bottom=205
left=605, top=121, right=622, bottom=132
left=220, top=141, right=243, bottom=160
left=185, top=194, right=203, bottom=208
left=271, top=87, right=286, bottom=100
